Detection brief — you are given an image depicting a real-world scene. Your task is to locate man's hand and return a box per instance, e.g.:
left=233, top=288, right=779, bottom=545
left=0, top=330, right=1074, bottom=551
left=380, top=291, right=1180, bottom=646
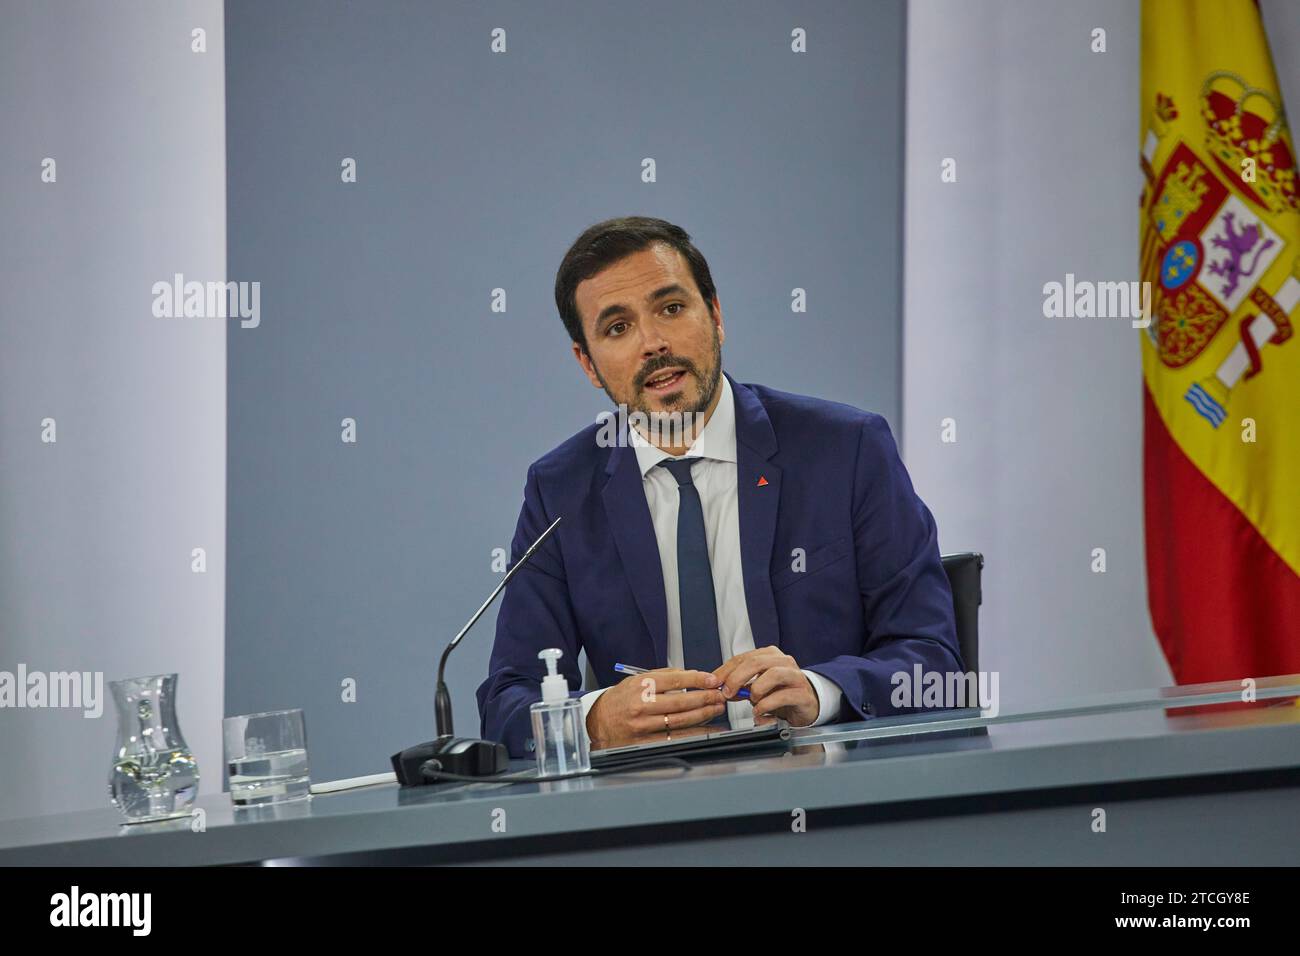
left=713, top=647, right=820, bottom=728
left=586, top=668, right=727, bottom=750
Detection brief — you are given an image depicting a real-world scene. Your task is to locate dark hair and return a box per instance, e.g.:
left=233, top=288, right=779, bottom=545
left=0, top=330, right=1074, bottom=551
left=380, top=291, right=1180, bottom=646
left=554, top=216, right=717, bottom=354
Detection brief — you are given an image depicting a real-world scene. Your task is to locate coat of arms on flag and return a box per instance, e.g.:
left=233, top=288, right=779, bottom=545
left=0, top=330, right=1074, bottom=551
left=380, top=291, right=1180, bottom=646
left=1141, top=72, right=1297, bottom=428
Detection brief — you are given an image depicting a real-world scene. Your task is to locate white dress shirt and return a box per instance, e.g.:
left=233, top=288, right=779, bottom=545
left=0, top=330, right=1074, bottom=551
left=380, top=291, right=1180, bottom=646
left=580, top=374, right=843, bottom=740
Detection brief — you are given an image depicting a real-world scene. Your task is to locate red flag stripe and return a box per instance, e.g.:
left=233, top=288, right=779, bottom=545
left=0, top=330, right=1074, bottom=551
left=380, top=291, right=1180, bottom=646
left=1143, top=381, right=1300, bottom=682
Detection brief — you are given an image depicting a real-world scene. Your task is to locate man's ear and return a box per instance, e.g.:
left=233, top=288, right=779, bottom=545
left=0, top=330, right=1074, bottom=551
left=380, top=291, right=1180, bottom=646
left=572, top=342, right=603, bottom=388
left=712, top=296, right=725, bottom=345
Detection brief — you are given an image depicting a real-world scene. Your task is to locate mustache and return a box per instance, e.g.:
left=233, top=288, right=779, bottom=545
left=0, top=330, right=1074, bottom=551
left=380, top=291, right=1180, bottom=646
left=637, top=358, right=698, bottom=387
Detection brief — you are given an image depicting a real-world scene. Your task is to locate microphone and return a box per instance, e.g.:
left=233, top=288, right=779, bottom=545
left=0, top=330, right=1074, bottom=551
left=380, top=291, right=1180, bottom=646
left=390, top=515, right=563, bottom=785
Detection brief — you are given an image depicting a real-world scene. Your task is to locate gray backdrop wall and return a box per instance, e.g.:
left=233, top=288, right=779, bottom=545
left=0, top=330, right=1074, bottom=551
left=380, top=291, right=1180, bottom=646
left=0, top=0, right=227, bottom=820
left=7, top=0, right=1293, bottom=820
left=224, top=0, right=908, bottom=783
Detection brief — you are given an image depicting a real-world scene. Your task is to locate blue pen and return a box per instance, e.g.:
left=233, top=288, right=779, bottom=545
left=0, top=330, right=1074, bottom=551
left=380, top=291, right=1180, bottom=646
left=614, top=662, right=751, bottom=699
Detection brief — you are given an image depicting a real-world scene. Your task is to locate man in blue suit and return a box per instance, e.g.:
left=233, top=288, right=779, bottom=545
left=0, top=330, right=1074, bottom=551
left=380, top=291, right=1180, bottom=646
left=477, top=217, right=962, bottom=757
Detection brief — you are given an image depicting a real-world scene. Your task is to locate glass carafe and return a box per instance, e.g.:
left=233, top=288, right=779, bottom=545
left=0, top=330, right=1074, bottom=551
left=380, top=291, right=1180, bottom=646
left=108, top=673, right=199, bottom=823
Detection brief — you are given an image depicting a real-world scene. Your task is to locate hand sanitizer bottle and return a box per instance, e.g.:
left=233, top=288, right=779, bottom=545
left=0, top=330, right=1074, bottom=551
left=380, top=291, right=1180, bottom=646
left=530, top=648, right=590, bottom=777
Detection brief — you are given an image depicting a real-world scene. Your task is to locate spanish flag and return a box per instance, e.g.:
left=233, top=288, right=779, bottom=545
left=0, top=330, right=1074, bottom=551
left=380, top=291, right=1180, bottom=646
left=1140, top=0, right=1300, bottom=684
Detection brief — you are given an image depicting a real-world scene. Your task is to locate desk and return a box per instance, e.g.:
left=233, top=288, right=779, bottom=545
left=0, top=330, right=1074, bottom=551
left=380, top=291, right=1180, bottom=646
left=3, top=679, right=1299, bottom=866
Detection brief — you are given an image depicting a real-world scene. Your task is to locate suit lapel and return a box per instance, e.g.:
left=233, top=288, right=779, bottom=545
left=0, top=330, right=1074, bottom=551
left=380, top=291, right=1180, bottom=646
left=602, top=440, right=669, bottom=667
left=729, top=373, right=783, bottom=650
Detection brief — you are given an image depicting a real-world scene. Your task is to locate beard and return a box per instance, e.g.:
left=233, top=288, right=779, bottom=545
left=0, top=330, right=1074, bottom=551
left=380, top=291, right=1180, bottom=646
left=593, top=325, right=723, bottom=431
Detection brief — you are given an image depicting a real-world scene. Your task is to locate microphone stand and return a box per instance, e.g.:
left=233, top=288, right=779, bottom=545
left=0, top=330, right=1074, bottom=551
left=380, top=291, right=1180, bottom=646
left=391, top=516, right=563, bottom=785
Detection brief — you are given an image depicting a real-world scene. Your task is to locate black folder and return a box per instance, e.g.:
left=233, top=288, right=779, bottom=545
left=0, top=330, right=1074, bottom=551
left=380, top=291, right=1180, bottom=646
left=590, top=719, right=792, bottom=769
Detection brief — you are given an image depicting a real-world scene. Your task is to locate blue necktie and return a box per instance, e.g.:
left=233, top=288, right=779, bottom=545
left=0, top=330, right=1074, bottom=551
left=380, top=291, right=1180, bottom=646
left=658, top=458, right=729, bottom=727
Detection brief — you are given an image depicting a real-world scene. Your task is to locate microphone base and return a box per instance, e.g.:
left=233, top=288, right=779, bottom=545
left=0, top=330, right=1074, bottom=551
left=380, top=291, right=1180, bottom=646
left=390, top=735, right=509, bottom=786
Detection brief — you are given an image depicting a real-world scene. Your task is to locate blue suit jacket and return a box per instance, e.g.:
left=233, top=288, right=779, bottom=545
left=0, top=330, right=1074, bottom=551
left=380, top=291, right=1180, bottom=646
left=476, top=371, right=962, bottom=757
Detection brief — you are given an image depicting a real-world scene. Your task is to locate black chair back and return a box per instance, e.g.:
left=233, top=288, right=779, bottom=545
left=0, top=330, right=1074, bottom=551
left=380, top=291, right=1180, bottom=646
left=941, top=551, right=983, bottom=673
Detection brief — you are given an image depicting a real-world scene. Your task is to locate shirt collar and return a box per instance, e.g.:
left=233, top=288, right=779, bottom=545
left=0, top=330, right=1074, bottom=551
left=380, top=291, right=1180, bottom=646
left=632, top=373, right=736, bottom=478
